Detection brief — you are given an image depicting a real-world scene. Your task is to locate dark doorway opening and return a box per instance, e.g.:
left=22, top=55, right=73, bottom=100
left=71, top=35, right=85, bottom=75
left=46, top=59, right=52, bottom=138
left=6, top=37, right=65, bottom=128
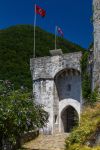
left=61, top=106, right=79, bottom=132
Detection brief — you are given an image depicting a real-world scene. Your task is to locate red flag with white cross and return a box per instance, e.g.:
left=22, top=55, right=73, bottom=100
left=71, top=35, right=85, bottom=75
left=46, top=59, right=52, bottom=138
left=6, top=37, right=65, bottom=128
left=35, top=5, right=46, bottom=17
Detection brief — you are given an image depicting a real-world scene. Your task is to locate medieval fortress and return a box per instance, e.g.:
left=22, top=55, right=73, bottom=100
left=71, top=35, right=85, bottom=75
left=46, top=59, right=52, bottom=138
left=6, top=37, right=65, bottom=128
left=30, top=0, right=100, bottom=134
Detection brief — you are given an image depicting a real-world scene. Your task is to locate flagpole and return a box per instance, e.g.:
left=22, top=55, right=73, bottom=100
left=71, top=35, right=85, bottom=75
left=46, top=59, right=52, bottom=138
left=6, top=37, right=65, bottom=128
left=55, top=26, right=57, bottom=50
left=34, top=4, right=37, bottom=58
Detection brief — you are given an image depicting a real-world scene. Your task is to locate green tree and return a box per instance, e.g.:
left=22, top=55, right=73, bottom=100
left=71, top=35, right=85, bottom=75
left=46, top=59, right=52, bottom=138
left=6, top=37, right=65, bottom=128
left=0, top=80, right=48, bottom=150
left=82, top=73, right=91, bottom=100
left=81, top=51, right=91, bottom=101
left=80, top=51, right=89, bottom=74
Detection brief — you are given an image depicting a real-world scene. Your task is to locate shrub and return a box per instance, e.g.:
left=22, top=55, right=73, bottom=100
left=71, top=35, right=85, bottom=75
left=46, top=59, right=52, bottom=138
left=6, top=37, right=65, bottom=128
left=0, top=80, right=48, bottom=150
left=65, top=104, right=100, bottom=150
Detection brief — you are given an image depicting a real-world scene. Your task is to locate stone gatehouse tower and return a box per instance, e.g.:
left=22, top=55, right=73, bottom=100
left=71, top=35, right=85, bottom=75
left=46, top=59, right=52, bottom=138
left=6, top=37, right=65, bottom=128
left=30, top=50, right=82, bottom=134
left=93, top=0, right=100, bottom=90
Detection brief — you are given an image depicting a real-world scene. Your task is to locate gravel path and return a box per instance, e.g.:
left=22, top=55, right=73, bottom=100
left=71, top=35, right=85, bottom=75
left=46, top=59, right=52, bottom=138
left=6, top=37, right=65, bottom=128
left=23, top=133, right=68, bottom=150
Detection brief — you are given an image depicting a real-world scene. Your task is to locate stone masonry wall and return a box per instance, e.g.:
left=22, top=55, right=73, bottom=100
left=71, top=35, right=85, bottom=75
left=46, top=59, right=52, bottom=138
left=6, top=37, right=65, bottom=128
left=30, top=51, right=82, bottom=134
left=93, top=0, right=100, bottom=90
left=30, top=52, right=82, bottom=80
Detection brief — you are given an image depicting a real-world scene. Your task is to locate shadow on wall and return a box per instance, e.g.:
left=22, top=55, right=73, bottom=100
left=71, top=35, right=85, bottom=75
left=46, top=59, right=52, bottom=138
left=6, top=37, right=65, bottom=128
left=54, top=68, right=81, bottom=102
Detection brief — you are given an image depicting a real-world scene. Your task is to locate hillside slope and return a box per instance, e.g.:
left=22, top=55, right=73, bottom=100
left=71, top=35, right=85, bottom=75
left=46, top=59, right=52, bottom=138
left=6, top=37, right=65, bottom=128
left=0, top=25, right=85, bottom=88
left=65, top=103, right=100, bottom=150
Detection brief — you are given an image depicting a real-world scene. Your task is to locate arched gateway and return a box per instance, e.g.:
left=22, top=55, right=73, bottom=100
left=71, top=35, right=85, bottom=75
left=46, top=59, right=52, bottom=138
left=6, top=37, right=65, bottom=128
left=30, top=49, right=82, bottom=134
left=61, top=106, right=79, bottom=132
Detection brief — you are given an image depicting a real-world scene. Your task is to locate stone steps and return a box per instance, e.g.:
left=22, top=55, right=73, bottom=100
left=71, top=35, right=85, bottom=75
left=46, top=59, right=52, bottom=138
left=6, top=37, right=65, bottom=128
left=23, top=133, right=68, bottom=150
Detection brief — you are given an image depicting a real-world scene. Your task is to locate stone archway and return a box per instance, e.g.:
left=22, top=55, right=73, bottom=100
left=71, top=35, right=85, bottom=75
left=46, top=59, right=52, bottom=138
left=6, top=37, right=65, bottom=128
left=61, top=105, right=79, bottom=133
left=54, top=68, right=81, bottom=102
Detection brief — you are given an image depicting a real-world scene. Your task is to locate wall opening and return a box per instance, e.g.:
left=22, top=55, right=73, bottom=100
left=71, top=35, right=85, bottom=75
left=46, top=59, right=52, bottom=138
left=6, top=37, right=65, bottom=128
left=61, top=106, right=79, bottom=133
left=54, top=115, right=58, bottom=124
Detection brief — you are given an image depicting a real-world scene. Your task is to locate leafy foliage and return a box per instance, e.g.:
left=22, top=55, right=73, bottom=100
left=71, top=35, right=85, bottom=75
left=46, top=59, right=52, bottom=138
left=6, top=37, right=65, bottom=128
left=65, top=103, right=100, bottom=150
left=81, top=51, right=89, bottom=73
left=0, top=80, right=48, bottom=150
left=89, top=87, right=99, bottom=103
left=82, top=73, right=91, bottom=100
left=81, top=50, right=99, bottom=103
left=81, top=51, right=92, bottom=101
left=0, top=25, right=85, bottom=89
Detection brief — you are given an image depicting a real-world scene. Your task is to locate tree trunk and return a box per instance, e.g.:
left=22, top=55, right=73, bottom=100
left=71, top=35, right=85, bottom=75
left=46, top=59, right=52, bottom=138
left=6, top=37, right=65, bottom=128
left=12, top=135, right=21, bottom=150
left=0, top=132, right=3, bottom=150
left=0, top=135, right=3, bottom=149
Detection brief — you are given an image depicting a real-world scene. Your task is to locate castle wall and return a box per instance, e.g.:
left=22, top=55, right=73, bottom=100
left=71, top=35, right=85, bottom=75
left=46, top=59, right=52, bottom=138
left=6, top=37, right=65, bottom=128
left=93, top=0, right=100, bottom=90
left=30, top=52, right=81, bottom=80
left=34, top=79, right=54, bottom=134
left=30, top=51, right=82, bottom=134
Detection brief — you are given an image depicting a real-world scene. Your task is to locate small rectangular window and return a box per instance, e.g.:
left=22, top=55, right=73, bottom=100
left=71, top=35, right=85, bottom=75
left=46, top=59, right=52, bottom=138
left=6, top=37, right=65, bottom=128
left=67, top=84, right=71, bottom=91
left=54, top=115, right=58, bottom=124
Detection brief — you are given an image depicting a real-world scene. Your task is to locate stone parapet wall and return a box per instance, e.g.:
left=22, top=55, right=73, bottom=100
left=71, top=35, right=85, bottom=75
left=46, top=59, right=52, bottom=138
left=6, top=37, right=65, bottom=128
left=30, top=51, right=82, bottom=80
left=20, top=130, right=39, bottom=144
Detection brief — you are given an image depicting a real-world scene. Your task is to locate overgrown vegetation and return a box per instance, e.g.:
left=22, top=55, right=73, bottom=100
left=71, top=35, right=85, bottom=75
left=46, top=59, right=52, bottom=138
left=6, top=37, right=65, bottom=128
left=65, top=103, right=100, bottom=150
left=0, top=80, right=48, bottom=150
left=81, top=51, right=91, bottom=100
left=80, top=49, right=99, bottom=104
left=0, top=24, right=85, bottom=89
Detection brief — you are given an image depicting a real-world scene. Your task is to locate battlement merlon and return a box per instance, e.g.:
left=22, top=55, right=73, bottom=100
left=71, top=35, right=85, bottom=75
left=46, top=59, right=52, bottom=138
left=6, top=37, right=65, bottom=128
left=30, top=50, right=82, bottom=80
